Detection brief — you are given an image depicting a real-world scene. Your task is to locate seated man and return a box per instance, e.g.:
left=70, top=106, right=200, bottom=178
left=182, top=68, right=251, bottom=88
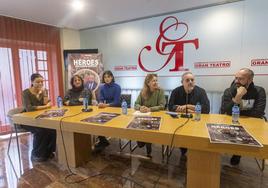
left=221, top=68, right=266, bottom=165
left=168, top=72, right=210, bottom=156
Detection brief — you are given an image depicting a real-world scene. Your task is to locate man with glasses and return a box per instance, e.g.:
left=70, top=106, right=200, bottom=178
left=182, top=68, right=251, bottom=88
left=221, top=68, right=266, bottom=165
left=168, top=72, right=210, bottom=156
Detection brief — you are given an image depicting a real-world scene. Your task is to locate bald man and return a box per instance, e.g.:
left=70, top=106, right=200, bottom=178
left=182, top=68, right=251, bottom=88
left=221, top=68, right=266, bottom=165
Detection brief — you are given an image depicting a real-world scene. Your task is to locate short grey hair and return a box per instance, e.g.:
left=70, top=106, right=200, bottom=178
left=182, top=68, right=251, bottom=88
left=181, top=71, right=193, bottom=82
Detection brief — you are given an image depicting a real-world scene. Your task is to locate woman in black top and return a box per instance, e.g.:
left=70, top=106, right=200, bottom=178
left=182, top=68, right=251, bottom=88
left=63, top=75, right=92, bottom=106
left=22, top=73, right=56, bottom=162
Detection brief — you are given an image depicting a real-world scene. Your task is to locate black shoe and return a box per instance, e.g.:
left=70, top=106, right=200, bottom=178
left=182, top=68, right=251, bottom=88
left=146, top=154, right=152, bottom=158
left=31, top=155, right=47, bottom=162
left=180, top=154, right=187, bottom=162
left=94, top=141, right=110, bottom=149
left=49, top=152, right=55, bottom=159
left=137, top=141, right=146, bottom=148
left=230, top=155, right=241, bottom=166
left=180, top=148, right=187, bottom=156
left=146, top=143, right=152, bottom=156
left=94, top=140, right=110, bottom=151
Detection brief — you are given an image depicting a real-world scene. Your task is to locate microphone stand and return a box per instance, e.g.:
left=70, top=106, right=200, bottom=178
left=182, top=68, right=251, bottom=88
left=180, top=89, right=193, bottom=118
left=82, top=92, right=93, bottom=112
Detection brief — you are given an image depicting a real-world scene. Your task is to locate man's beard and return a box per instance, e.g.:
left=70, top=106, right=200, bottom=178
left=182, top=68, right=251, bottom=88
left=236, top=83, right=242, bottom=88
left=187, top=84, right=194, bottom=93
left=236, top=82, right=247, bottom=88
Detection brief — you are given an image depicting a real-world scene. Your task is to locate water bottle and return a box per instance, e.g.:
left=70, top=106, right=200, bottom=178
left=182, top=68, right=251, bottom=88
left=195, top=102, right=201, bottom=121
left=121, top=99, right=128, bottom=115
left=83, top=97, right=88, bottom=110
left=232, top=104, right=240, bottom=124
left=57, top=96, right=63, bottom=108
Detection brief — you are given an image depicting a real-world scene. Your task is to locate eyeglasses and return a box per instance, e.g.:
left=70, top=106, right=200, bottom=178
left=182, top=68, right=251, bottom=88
left=185, top=78, right=194, bottom=82
left=235, top=77, right=246, bottom=81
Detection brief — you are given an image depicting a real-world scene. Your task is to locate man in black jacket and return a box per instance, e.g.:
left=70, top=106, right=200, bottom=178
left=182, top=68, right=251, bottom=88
left=168, top=72, right=210, bottom=155
left=221, top=68, right=266, bottom=165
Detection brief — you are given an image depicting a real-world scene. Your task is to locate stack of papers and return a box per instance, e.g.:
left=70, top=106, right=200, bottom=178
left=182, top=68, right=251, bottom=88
left=133, top=111, right=151, bottom=116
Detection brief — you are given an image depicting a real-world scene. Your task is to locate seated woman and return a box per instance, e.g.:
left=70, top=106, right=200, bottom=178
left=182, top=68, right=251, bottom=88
left=134, top=74, right=166, bottom=157
left=22, top=73, right=56, bottom=162
left=95, top=70, right=121, bottom=152
left=63, top=75, right=93, bottom=106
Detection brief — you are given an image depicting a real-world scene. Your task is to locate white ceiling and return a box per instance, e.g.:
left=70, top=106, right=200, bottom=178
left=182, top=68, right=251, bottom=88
left=0, top=0, right=238, bottom=30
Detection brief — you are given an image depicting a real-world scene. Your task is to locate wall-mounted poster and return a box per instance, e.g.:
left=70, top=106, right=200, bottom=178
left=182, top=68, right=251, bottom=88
left=64, top=49, right=104, bottom=98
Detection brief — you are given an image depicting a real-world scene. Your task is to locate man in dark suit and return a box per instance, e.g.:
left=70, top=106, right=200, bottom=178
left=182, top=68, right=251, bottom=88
left=84, top=73, right=98, bottom=91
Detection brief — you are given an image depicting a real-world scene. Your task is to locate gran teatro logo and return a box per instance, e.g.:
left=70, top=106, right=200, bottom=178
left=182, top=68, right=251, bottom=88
left=138, top=16, right=199, bottom=72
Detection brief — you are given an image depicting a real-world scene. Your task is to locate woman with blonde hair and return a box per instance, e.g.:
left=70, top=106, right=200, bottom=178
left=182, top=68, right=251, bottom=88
left=134, top=74, right=166, bottom=157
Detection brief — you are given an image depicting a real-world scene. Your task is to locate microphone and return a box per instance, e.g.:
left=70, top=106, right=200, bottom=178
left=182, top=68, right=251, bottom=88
left=166, top=111, right=179, bottom=118
left=181, top=88, right=193, bottom=118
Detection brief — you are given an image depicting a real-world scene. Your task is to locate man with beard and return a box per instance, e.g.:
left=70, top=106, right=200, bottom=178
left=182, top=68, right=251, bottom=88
left=168, top=72, right=210, bottom=156
left=221, top=68, right=266, bottom=165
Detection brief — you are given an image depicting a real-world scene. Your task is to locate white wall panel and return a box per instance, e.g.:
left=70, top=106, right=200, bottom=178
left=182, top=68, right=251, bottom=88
left=80, top=0, right=268, bottom=105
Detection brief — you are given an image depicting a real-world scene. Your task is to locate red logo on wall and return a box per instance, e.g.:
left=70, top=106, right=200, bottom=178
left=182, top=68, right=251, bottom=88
left=138, top=16, right=199, bottom=72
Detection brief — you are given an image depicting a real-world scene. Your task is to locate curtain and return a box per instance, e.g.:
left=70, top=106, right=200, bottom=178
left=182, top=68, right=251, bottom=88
left=0, top=16, right=63, bottom=133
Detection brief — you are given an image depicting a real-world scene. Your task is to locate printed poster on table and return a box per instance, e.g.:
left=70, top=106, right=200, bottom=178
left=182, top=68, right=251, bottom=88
left=35, top=109, right=68, bottom=119
left=65, top=51, right=104, bottom=96
left=127, top=116, right=162, bottom=130
left=206, top=123, right=263, bottom=147
left=81, top=112, right=120, bottom=124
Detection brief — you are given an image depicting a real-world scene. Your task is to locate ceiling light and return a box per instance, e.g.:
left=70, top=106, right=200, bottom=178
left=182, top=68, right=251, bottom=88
left=71, top=0, right=84, bottom=11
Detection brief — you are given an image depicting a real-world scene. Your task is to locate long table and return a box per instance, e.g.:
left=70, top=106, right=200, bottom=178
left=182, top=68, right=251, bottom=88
left=13, top=106, right=268, bottom=188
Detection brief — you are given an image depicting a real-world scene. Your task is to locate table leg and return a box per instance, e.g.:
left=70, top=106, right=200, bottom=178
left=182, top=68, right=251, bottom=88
left=56, top=130, right=92, bottom=168
left=187, top=149, right=220, bottom=188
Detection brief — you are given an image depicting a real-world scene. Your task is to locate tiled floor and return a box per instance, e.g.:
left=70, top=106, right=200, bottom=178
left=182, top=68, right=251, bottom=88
left=0, top=133, right=268, bottom=188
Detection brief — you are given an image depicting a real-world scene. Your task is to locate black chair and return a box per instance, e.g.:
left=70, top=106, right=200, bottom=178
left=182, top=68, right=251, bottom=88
left=6, top=107, right=27, bottom=178
left=119, top=94, right=136, bottom=152
left=161, top=94, right=169, bottom=161
left=120, top=94, right=131, bottom=108
left=164, top=94, right=169, bottom=110
left=162, top=94, right=174, bottom=162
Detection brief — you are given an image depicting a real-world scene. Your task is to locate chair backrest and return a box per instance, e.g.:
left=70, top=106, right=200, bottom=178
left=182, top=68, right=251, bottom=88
left=262, top=116, right=267, bottom=122
left=164, top=95, right=169, bottom=110
left=7, top=107, right=25, bottom=129
left=120, top=94, right=131, bottom=108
